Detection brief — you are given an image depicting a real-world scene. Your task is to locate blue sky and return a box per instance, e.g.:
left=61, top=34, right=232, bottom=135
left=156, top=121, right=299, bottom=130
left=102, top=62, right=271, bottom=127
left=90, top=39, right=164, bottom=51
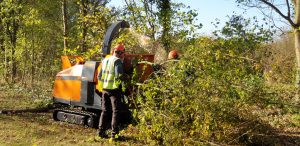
left=109, top=0, right=288, bottom=35
left=176, top=0, right=249, bottom=34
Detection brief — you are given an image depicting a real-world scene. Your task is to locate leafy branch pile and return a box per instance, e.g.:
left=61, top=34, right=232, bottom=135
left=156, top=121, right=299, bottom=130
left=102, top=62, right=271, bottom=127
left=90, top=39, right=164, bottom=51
left=134, top=20, right=293, bottom=144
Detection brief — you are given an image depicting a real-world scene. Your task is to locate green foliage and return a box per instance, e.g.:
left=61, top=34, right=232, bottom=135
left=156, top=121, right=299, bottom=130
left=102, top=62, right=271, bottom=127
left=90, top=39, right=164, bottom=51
left=136, top=38, right=265, bottom=145
left=213, top=15, right=274, bottom=43
left=266, top=84, right=298, bottom=111
left=70, top=0, right=116, bottom=59
left=156, top=0, right=171, bottom=50
left=134, top=16, right=276, bottom=145
left=122, top=0, right=201, bottom=52
left=0, top=0, right=63, bottom=85
left=0, top=81, right=53, bottom=109
left=0, top=0, right=22, bottom=83
left=263, top=33, right=296, bottom=84
left=0, top=1, right=298, bottom=145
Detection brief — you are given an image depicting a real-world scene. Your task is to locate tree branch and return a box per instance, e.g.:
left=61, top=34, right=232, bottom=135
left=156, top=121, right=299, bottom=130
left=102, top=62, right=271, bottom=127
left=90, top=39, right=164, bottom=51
left=286, top=0, right=291, bottom=18
left=143, top=0, right=156, bottom=39
left=260, top=0, right=299, bottom=28
left=124, top=0, right=138, bottom=28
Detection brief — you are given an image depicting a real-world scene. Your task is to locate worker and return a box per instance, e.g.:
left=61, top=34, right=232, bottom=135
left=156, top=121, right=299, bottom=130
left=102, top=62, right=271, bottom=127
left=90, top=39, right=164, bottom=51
left=167, top=49, right=179, bottom=60
left=152, top=49, right=180, bottom=72
left=97, top=43, right=125, bottom=140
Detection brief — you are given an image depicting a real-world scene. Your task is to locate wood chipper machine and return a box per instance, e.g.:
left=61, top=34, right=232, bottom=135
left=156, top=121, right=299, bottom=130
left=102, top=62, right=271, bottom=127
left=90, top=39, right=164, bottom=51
left=52, top=20, right=154, bottom=128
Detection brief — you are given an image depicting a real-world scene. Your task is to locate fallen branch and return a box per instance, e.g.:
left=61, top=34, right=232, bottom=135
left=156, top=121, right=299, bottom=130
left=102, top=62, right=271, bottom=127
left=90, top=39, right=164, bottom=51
left=0, top=104, right=60, bottom=115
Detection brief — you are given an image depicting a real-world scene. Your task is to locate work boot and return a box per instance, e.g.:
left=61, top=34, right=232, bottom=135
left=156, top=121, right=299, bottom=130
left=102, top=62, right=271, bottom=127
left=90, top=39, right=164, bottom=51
left=111, top=133, right=118, bottom=141
left=98, top=130, right=108, bottom=139
left=111, top=134, right=125, bottom=141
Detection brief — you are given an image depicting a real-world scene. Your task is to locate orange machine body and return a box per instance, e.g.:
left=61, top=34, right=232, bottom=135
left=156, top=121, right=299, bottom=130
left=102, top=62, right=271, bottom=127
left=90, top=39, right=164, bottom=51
left=52, top=20, right=151, bottom=127
left=123, top=54, right=154, bottom=82
left=53, top=54, right=154, bottom=110
left=53, top=64, right=83, bottom=102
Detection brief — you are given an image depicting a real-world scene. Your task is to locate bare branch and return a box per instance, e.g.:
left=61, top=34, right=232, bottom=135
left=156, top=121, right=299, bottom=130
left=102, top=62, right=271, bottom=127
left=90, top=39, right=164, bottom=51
left=260, top=0, right=298, bottom=28
left=142, top=0, right=156, bottom=39
left=124, top=0, right=138, bottom=27
left=255, top=6, right=286, bottom=34
left=286, top=0, right=291, bottom=18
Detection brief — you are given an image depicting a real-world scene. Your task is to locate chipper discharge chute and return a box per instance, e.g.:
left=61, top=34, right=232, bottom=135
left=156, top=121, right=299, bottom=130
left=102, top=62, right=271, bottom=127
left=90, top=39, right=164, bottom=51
left=52, top=20, right=154, bottom=128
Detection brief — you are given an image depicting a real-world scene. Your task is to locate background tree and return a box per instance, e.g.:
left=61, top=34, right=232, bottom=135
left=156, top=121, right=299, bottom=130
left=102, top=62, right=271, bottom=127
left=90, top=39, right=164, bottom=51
left=0, top=0, right=118, bottom=86
left=62, top=0, right=68, bottom=54
left=0, top=0, right=64, bottom=86
left=0, top=0, right=5, bottom=81
left=264, top=32, right=295, bottom=83
left=122, top=0, right=201, bottom=54
left=75, top=0, right=114, bottom=58
left=235, top=0, right=300, bottom=91
left=0, top=0, right=22, bottom=83
left=135, top=15, right=276, bottom=145
left=123, top=0, right=158, bottom=40
left=157, top=0, right=171, bottom=51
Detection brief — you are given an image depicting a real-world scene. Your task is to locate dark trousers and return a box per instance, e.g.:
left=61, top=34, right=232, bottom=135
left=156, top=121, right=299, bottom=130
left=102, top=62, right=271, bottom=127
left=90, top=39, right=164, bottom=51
left=98, top=89, right=122, bottom=136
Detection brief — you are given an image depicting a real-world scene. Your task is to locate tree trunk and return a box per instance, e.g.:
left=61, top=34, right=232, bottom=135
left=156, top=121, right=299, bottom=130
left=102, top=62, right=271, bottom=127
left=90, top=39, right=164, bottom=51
left=143, top=0, right=156, bottom=40
left=31, top=34, right=35, bottom=87
left=4, top=46, right=8, bottom=82
left=62, top=0, right=68, bottom=54
left=294, top=0, right=300, bottom=90
left=0, top=33, right=6, bottom=82
left=10, top=19, right=18, bottom=83
left=0, top=27, right=4, bottom=69
left=0, top=28, right=3, bottom=53
left=0, top=37, right=3, bottom=57
left=157, top=0, right=171, bottom=52
left=21, top=32, right=27, bottom=87
left=4, top=5, right=20, bottom=84
left=295, top=30, right=300, bottom=86
left=80, top=0, right=87, bottom=52
left=124, top=0, right=139, bottom=33
left=0, top=3, right=2, bottom=81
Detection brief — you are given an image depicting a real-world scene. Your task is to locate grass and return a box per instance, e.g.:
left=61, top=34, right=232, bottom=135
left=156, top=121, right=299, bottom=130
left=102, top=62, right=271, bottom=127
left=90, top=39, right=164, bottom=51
left=0, top=113, right=119, bottom=146
left=0, top=82, right=299, bottom=145
left=0, top=86, right=143, bottom=146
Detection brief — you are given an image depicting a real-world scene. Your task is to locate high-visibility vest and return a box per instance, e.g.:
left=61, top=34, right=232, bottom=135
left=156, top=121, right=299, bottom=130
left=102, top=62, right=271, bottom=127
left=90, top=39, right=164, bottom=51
left=99, top=56, right=122, bottom=90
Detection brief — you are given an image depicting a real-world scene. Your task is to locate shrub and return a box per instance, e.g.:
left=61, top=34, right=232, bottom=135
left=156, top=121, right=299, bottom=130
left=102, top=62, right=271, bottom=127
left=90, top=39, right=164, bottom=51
left=135, top=36, right=270, bottom=145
